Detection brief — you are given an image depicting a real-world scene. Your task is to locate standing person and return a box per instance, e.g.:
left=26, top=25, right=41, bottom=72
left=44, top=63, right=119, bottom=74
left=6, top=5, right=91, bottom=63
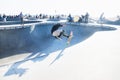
left=85, top=12, right=89, bottom=23
left=3, top=14, right=7, bottom=22
left=51, top=23, right=69, bottom=40
left=67, top=14, right=73, bottom=22
left=19, top=12, right=24, bottom=25
left=98, top=12, right=104, bottom=26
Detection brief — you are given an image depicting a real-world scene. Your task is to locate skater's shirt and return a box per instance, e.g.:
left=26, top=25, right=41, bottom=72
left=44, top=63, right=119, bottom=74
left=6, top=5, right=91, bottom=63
left=52, top=27, right=63, bottom=37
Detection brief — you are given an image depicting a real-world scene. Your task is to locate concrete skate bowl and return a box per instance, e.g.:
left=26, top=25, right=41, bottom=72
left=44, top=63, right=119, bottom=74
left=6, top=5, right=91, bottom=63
left=0, top=22, right=117, bottom=65
left=106, top=20, right=120, bottom=25
left=99, top=18, right=120, bottom=25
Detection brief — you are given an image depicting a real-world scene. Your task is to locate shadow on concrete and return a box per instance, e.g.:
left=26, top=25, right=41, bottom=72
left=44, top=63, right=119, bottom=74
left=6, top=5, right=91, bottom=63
left=2, top=23, right=116, bottom=77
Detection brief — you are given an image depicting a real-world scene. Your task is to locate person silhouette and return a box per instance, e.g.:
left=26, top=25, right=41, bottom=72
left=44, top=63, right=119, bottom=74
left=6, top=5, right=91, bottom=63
left=51, top=23, right=69, bottom=40
left=19, top=12, right=24, bottom=25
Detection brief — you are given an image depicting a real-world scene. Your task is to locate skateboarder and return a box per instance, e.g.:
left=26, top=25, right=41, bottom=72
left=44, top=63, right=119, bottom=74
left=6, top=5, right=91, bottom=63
left=51, top=23, right=69, bottom=40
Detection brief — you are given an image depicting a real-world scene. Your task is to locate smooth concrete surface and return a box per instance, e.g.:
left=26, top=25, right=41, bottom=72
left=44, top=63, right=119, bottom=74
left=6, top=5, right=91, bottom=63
left=0, top=22, right=119, bottom=80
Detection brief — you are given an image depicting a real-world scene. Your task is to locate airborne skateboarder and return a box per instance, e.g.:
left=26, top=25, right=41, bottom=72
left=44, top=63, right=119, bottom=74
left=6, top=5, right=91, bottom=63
left=51, top=23, right=73, bottom=44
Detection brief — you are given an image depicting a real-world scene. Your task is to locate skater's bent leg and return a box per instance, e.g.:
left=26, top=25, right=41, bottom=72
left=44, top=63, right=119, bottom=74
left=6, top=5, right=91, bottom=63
left=55, top=36, right=62, bottom=40
left=62, top=31, right=69, bottom=38
left=63, top=33, right=69, bottom=38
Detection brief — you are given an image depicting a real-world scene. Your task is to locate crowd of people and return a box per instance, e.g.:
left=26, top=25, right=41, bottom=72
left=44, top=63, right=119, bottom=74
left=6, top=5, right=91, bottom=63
left=67, top=12, right=89, bottom=23
left=0, top=12, right=90, bottom=23
left=0, top=13, right=67, bottom=22
left=0, top=14, right=20, bottom=22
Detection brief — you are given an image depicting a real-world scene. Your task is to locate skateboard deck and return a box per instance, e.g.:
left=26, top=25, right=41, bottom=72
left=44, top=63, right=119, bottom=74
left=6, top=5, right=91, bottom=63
left=67, top=31, right=73, bottom=44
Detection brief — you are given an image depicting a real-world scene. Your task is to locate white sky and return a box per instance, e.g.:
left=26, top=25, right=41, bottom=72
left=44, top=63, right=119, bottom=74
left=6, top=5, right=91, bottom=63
left=0, top=0, right=120, bottom=18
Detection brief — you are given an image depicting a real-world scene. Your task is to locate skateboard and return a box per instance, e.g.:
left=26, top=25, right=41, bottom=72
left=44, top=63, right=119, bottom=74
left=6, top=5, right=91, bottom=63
left=67, top=31, right=73, bottom=44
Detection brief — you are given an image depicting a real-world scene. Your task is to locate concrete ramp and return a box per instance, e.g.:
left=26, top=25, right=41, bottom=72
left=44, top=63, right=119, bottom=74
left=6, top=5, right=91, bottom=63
left=0, top=22, right=116, bottom=66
